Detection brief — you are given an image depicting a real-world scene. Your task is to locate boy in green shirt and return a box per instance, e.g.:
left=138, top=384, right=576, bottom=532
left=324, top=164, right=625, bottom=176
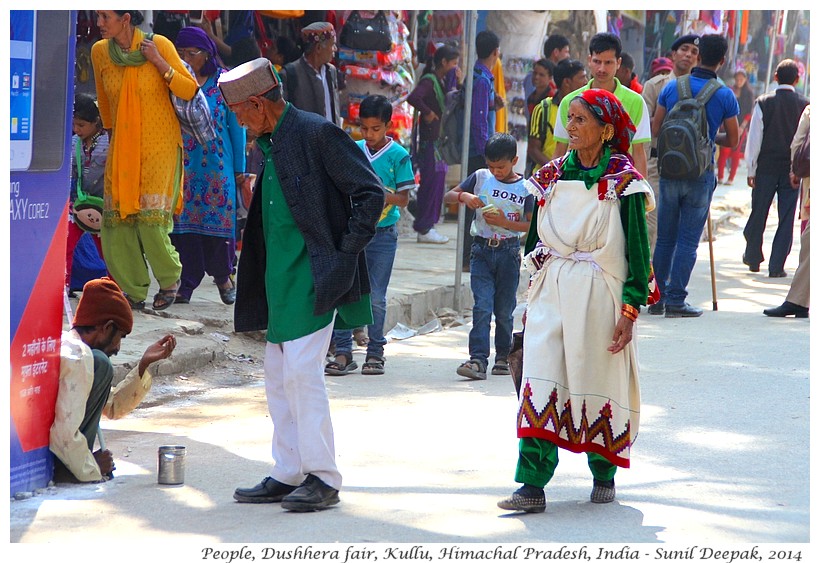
left=326, top=95, right=415, bottom=376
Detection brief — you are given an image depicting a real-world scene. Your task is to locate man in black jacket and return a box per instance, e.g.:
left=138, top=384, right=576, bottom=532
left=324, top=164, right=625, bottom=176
left=218, top=58, right=384, bottom=511
left=280, top=21, right=341, bottom=125
left=743, top=59, right=809, bottom=278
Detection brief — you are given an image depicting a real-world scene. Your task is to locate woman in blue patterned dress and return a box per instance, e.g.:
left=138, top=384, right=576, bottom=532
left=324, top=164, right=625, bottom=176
left=171, top=26, right=246, bottom=304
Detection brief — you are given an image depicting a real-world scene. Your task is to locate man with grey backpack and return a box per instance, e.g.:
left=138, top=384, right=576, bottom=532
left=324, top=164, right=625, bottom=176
left=650, top=34, right=739, bottom=318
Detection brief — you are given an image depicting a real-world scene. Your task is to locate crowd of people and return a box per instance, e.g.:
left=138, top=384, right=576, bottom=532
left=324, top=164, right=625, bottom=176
left=55, top=10, right=809, bottom=516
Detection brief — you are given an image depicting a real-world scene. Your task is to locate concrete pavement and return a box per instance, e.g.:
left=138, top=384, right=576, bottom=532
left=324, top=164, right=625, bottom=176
left=11, top=173, right=811, bottom=551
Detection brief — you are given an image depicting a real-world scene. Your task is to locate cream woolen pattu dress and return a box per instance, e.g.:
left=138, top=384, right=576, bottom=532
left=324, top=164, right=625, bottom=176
left=518, top=149, right=654, bottom=468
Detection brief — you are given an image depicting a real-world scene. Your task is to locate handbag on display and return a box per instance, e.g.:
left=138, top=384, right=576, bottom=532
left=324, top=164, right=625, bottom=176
left=72, top=138, right=104, bottom=234
left=339, top=11, right=392, bottom=52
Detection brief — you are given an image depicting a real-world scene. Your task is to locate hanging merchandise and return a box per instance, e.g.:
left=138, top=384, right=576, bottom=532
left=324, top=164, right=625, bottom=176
left=74, top=10, right=102, bottom=96
left=257, top=10, right=304, bottom=19
left=340, top=10, right=393, bottom=52
left=339, top=11, right=415, bottom=146
left=253, top=11, right=274, bottom=54
left=503, top=57, right=533, bottom=142
left=430, top=11, right=463, bottom=45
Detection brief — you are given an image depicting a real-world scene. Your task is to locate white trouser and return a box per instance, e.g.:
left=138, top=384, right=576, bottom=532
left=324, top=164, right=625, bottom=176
left=264, top=321, right=342, bottom=490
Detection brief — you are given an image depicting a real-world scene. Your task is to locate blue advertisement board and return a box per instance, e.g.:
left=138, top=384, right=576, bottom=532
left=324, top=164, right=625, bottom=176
left=9, top=10, right=76, bottom=495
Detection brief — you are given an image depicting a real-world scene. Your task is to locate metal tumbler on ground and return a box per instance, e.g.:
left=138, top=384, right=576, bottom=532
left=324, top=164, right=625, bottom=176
left=157, top=445, right=186, bottom=485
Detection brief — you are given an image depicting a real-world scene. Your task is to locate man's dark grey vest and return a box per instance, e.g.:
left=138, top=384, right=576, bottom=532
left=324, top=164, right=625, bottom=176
left=757, top=88, right=808, bottom=175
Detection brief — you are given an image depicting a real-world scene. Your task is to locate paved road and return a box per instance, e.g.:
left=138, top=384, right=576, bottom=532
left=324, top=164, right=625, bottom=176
left=10, top=181, right=811, bottom=558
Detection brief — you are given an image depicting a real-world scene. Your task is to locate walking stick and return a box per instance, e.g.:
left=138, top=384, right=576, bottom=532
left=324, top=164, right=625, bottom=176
left=706, top=209, right=718, bottom=310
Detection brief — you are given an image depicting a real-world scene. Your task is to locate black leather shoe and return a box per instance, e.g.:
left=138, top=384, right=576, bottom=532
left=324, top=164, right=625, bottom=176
left=281, top=474, right=340, bottom=512
left=647, top=302, right=665, bottom=315
left=763, top=301, right=809, bottom=318
left=768, top=271, right=787, bottom=278
left=742, top=254, right=760, bottom=272
left=234, top=476, right=297, bottom=503
left=665, top=303, right=703, bottom=318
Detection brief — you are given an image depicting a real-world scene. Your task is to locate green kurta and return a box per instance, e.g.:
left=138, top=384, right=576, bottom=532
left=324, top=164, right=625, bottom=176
left=258, top=105, right=371, bottom=344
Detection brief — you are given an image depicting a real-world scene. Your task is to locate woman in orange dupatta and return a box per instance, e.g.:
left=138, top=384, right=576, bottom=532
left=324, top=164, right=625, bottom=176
left=92, top=10, right=197, bottom=310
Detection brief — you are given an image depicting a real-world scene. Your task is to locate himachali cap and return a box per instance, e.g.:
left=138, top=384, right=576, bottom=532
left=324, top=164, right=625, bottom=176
left=218, top=58, right=281, bottom=107
left=670, top=34, right=700, bottom=52
left=301, top=21, right=335, bottom=43
left=651, top=57, right=673, bottom=75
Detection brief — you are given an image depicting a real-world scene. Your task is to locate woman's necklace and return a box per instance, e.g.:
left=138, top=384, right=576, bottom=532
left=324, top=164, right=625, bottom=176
left=115, top=28, right=133, bottom=52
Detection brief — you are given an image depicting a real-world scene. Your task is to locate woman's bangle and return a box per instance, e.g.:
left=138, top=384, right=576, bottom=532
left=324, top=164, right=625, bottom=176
left=163, top=67, right=175, bottom=82
left=621, top=303, right=639, bottom=321
left=457, top=192, right=466, bottom=203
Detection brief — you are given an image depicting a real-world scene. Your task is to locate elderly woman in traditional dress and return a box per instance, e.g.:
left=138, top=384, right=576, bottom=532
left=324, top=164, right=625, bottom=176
left=170, top=26, right=246, bottom=305
left=498, top=89, right=654, bottom=513
left=92, top=10, right=197, bottom=310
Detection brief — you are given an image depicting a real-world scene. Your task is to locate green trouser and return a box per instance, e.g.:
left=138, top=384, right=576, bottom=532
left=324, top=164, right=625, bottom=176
left=514, top=437, right=617, bottom=488
left=102, top=219, right=182, bottom=302
left=81, top=350, right=114, bottom=451
left=53, top=350, right=114, bottom=479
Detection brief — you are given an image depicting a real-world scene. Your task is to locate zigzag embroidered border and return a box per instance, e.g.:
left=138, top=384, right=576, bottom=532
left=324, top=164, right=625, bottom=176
left=517, top=382, right=632, bottom=468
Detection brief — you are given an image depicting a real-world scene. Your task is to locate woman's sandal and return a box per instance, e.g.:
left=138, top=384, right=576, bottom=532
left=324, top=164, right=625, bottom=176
left=361, top=356, right=385, bottom=375
left=152, top=281, right=179, bottom=311
left=124, top=294, right=145, bottom=311
left=324, top=355, right=358, bottom=376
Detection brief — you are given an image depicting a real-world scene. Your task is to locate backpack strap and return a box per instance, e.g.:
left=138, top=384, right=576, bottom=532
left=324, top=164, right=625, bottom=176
left=538, top=97, right=553, bottom=143
left=693, top=78, right=721, bottom=106
left=74, top=137, right=85, bottom=199
left=676, top=75, right=693, bottom=100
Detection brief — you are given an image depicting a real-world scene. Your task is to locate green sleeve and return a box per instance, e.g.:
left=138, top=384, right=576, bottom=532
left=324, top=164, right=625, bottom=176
left=620, top=193, right=650, bottom=308
left=524, top=205, right=540, bottom=255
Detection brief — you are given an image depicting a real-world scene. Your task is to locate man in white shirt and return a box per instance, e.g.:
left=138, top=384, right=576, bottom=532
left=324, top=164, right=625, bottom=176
left=50, top=277, right=176, bottom=483
left=743, top=59, right=809, bottom=277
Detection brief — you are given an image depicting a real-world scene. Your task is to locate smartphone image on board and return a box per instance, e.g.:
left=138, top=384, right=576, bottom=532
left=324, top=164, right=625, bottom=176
left=10, top=10, right=37, bottom=171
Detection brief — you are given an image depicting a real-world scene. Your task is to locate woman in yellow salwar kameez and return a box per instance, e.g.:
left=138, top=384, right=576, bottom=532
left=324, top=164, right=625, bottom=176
left=92, top=10, right=197, bottom=310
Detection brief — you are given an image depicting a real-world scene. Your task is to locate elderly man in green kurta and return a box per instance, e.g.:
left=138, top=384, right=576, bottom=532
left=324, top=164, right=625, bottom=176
left=219, top=59, right=384, bottom=512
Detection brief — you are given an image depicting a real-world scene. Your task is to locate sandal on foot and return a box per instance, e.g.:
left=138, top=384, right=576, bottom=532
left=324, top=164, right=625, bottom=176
left=152, top=282, right=179, bottom=311
left=491, top=358, right=510, bottom=376
left=324, top=355, right=358, bottom=376
left=361, top=356, right=385, bottom=375
left=456, top=359, right=486, bottom=380
left=124, top=294, right=145, bottom=310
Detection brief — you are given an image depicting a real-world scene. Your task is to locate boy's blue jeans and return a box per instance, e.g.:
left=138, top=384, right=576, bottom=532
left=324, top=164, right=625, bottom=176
left=468, top=236, right=521, bottom=367
left=652, top=168, right=716, bottom=306
left=333, top=224, right=398, bottom=360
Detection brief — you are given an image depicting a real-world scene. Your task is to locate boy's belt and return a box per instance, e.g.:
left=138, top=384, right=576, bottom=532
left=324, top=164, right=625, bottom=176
left=473, top=235, right=520, bottom=248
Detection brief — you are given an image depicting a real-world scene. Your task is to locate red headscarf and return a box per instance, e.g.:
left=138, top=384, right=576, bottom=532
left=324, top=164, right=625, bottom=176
left=576, top=89, right=636, bottom=155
